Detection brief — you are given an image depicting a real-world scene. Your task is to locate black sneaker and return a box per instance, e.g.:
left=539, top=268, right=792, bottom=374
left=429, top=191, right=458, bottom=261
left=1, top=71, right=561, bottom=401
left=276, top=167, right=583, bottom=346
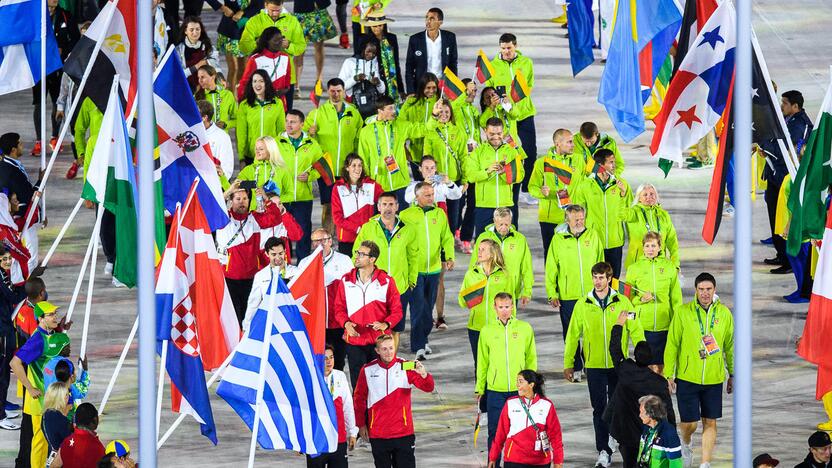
left=770, top=265, right=792, bottom=274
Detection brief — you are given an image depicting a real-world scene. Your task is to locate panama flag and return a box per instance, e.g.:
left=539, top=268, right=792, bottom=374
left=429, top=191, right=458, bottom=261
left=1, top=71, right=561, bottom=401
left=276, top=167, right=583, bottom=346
left=0, top=0, right=62, bottom=95
left=650, top=0, right=736, bottom=165
left=290, top=249, right=328, bottom=370
left=154, top=48, right=229, bottom=232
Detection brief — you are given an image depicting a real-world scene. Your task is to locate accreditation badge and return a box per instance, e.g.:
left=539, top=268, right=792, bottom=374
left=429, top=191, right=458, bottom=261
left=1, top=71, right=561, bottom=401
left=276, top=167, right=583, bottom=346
left=701, top=334, right=720, bottom=356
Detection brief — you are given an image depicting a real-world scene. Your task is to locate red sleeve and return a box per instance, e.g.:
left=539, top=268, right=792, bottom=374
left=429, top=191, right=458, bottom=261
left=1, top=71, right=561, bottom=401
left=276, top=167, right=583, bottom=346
left=353, top=366, right=369, bottom=428
left=252, top=202, right=283, bottom=228
left=488, top=403, right=511, bottom=462
left=280, top=211, right=304, bottom=241
left=546, top=402, right=564, bottom=464
left=333, top=279, right=349, bottom=327
left=384, top=276, right=403, bottom=331
left=406, top=370, right=435, bottom=393
left=330, top=188, right=355, bottom=237
left=237, top=58, right=257, bottom=101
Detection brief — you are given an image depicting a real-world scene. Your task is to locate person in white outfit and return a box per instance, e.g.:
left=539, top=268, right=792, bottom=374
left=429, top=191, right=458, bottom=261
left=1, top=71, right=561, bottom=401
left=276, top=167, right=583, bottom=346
left=338, top=41, right=386, bottom=97
left=197, top=100, right=234, bottom=179
left=243, top=236, right=298, bottom=331
left=404, top=156, right=463, bottom=206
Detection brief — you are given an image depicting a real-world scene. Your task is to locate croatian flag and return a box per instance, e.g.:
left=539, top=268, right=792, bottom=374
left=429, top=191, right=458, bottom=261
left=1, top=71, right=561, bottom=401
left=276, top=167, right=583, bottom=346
left=217, top=275, right=337, bottom=455
left=650, top=0, right=736, bottom=165
left=0, top=0, right=62, bottom=95
left=153, top=48, right=229, bottom=231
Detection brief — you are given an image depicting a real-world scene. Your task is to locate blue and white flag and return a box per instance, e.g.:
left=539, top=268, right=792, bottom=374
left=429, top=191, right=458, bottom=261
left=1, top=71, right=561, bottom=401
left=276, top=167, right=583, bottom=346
left=0, top=0, right=62, bottom=95
left=216, top=275, right=338, bottom=455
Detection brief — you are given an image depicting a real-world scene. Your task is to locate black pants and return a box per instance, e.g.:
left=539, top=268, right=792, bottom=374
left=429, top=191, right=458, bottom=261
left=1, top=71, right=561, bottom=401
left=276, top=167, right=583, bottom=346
left=619, top=441, right=639, bottom=468
left=101, top=208, right=116, bottom=264
left=347, top=343, right=377, bottom=388
left=446, top=196, right=462, bottom=234
left=540, top=222, right=556, bottom=261
left=370, top=434, right=415, bottom=468
left=511, top=184, right=520, bottom=225
left=15, top=410, right=33, bottom=468
left=32, top=71, right=62, bottom=141
left=307, top=441, right=348, bottom=467
left=335, top=0, right=349, bottom=34
left=517, top=116, right=537, bottom=192
left=163, top=0, right=203, bottom=26
left=474, top=207, right=496, bottom=240
left=764, top=178, right=787, bottom=262
left=459, top=184, right=477, bottom=242
left=352, top=22, right=365, bottom=55
left=559, top=300, right=583, bottom=372
left=325, top=328, right=347, bottom=371
left=604, top=246, right=623, bottom=278
left=587, top=368, right=618, bottom=454
left=0, top=329, right=15, bottom=420
left=337, top=241, right=354, bottom=256
left=286, top=84, right=296, bottom=111
left=226, top=278, right=254, bottom=326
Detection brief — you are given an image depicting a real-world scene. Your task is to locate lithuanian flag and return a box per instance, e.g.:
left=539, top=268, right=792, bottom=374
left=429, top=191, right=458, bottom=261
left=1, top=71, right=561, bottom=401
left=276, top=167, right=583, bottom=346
left=475, top=49, right=496, bottom=84
left=503, top=155, right=521, bottom=185
left=544, top=157, right=573, bottom=185
left=312, top=152, right=335, bottom=186
left=461, top=279, right=488, bottom=308
left=309, top=79, right=323, bottom=107
left=440, top=66, right=466, bottom=101
left=584, top=157, right=606, bottom=176
left=510, top=69, right=531, bottom=103
left=611, top=278, right=637, bottom=299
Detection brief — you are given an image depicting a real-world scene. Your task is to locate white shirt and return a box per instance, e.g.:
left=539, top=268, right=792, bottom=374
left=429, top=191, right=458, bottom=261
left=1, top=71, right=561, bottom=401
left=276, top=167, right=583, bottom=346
left=404, top=180, right=463, bottom=205
left=205, top=123, right=234, bottom=179
left=337, top=57, right=386, bottom=96
left=425, top=31, right=443, bottom=77
left=243, top=263, right=299, bottom=331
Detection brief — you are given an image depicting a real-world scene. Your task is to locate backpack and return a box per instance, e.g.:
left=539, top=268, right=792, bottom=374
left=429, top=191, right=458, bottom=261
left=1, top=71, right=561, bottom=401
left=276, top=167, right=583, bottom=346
left=351, top=59, right=381, bottom=119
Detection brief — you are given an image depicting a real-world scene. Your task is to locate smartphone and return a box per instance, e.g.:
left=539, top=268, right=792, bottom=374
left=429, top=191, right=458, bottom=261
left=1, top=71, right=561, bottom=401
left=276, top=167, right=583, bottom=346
left=627, top=312, right=637, bottom=320
left=401, top=361, right=416, bottom=371
left=239, top=180, right=257, bottom=191
left=495, top=85, right=507, bottom=97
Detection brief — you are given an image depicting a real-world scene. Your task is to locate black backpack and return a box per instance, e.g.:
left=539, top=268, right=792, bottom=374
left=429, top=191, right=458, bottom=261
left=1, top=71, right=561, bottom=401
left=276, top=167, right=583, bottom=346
left=352, top=59, right=381, bottom=119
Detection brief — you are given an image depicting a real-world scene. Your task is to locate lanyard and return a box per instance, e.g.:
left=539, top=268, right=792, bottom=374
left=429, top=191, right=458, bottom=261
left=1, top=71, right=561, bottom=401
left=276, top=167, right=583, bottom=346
left=638, top=426, right=659, bottom=465
left=639, top=206, right=661, bottom=233
left=373, top=122, right=394, bottom=157
left=209, top=90, right=222, bottom=122
left=253, top=163, right=276, bottom=186
left=461, top=105, right=472, bottom=135
left=328, top=373, right=335, bottom=396
left=695, top=303, right=717, bottom=336
left=268, top=55, right=285, bottom=80
left=223, top=216, right=249, bottom=250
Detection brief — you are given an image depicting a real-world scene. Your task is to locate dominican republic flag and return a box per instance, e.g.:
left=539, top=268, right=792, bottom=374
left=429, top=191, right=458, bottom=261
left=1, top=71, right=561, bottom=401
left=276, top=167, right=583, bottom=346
left=0, top=0, right=62, bottom=95
left=63, top=0, right=137, bottom=114
left=154, top=48, right=229, bottom=232
left=217, top=274, right=337, bottom=455
left=798, top=202, right=832, bottom=388
left=290, top=248, right=328, bottom=371
left=156, top=181, right=241, bottom=443
left=650, top=0, right=735, bottom=167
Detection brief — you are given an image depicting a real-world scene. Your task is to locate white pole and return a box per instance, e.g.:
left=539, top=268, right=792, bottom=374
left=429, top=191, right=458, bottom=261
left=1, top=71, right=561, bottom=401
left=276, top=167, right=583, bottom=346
left=41, top=198, right=84, bottom=267
left=248, top=285, right=276, bottom=468
left=156, top=341, right=168, bottom=436
left=78, top=204, right=104, bottom=359
left=64, top=204, right=103, bottom=322
left=99, top=316, right=139, bottom=414
left=40, top=0, right=47, bottom=220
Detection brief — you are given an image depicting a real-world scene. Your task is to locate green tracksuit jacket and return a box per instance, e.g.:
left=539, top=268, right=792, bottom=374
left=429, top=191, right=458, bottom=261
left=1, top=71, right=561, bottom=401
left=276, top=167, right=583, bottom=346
left=353, top=215, right=419, bottom=292
left=485, top=51, right=536, bottom=121
left=664, top=299, right=734, bottom=385
left=236, top=98, right=286, bottom=162
left=572, top=132, right=625, bottom=177
left=527, top=149, right=584, bottom=224
left=357, top=118, right=430, bottom=191
left=459, top=264, right=515, bottom=331
left=399, top=205, right=455, bottom=275
left=303, top=101, right=364, bottom=178
left=464, top=143, right=524, bottom=208
left=624, top=203, right=680, bottom=269
left=571, top=174, right=633, bottom=249
left=624, top=256, right=682, bottom=332
left=476, top=317, right=537, bottom=394
left=469, top=224, right=533, bottom=299
left=545, top=226, right=604, bottom=302
left=275, top=133, right=322, bottom=203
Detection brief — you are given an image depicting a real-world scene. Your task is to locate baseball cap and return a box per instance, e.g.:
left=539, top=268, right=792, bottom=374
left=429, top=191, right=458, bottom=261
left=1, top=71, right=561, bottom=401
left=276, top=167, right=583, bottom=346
left=753, top=453, right=779, bottom=467
left=33, top=301, right=59, bottom=320
left=809, top=430, right=832, bottom=448
left=106, top=439, right=131, bottom=457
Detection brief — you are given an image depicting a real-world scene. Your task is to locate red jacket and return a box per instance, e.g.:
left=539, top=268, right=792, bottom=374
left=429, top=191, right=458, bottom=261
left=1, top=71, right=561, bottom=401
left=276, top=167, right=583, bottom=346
left=353, top=357, right=434, bottom=439
left=258, top=210, right=304, bottom=264
left=215, top=203, right=282, bottom=280
left=489, top=395, right=564, bottom=465
left=330, top=178, right=382, bottom=243
left=237, top=49, right=292, bottom=108
left=333, top=268, right=402, bottom=346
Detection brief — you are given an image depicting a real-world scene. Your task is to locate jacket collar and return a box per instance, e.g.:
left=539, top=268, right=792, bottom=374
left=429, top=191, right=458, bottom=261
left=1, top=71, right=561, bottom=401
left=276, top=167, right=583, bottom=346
left=584, top=287, right=621, bottom=306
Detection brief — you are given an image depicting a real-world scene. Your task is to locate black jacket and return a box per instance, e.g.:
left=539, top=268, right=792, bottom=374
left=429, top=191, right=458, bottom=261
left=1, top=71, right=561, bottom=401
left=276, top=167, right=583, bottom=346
left=404, top=30, right=458, bottom=95
left=604, top=324, right=676, bottom=446
left=205, top=0, right=264, bottom=40
left=0, top=157, right=39, bottom=217
left=292, top=0, right=331, bottom=13
left=0, top=270, right=26, bottom=334
left=795, top=453, right=831, bottom=468
left=357, top=32, right=405, bottom=100
left=52, top=6, right=81, bottom=61
left=762, top=108, right=814, bottom=184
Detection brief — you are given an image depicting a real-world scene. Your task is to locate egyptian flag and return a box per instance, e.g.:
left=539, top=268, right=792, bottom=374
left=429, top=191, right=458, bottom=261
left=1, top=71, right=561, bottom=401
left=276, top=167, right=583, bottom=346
left=63, top=0, right=137, bottom=115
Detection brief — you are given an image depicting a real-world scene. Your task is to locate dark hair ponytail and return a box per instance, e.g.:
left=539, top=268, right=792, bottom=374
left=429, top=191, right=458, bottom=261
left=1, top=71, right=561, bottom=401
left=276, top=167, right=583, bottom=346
left=519, top=369, right=545, bottom=397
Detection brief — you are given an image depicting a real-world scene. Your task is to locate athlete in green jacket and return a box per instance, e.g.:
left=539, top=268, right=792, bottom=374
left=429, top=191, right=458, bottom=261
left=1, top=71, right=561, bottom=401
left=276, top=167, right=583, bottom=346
left=625, top=233, right=683, bottom=334
left=423, top=103, right=467, bottom=184
left=239, top=0, right=307, bottom=84
left=398, top=89, right=439, bottom=164
left=469, top=209, right=533, bottom=304
left=475, top=295, right=536, bottom=394
left=303, top=79, right=364, bottom=179
left=545, top=206, right=605, bottom=304
left=624, top=184, right=680, bottom=269
left=478, top=91, right=527, bottom=159
left=73, top=97, right=103, bottom=178
left=236, top=97, right=286, bottom=164
left=274, top=114, right=323, bottom=203
left=197, top=65, right=238, bottom=132
left=464, top=118, right=524, bottom=210
left=484, top=41, right=536, bottom=121
left=235, top=136, right=291, bottom=210
left=451, top=80, right=482, bottom=152
left=459, top=239, right=515, bottom=335
left=573, top=121, right=625, bottom=177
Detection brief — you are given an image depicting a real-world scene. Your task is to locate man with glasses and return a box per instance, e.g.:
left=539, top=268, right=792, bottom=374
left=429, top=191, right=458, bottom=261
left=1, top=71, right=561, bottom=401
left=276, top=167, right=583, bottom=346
left=301, top=228, right=354, bottom=372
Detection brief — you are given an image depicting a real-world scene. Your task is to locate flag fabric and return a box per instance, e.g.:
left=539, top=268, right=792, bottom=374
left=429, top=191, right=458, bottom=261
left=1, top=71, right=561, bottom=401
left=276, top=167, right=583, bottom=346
left=598, top=0, right=682, bottom=142
left=311, top=152, right=335, bottom=186
left=557, top=189, right=571, bottom=208
left=637, top=21, right=677, bottom=105
left=701, top=73, right=734, bottom=245
left=643, top=55, right=672, bottom=121
left=154, top=49, right=229, bottom=232
left=672, top=0, right=719, bottom=77
left=461, top=279, right=488, bottom=308
left=584, top=158, right=606, bottom=176
left=509, top=70, right=531, bottom=103
left=288, top=249, right=328, bottom=370
left=216, top=275, right=338, bottom=455
left=611, top=278, right=637, bottom=299
left=440, top=66, right=465, bottom=101
left=787, top=71, right=832, bottom=255
left=63, top=0, right=137, bottom=114
left=0, top=0, right=62, bottom=95
left=309, top=79, right=323, bottom=107
left=475, top=49, right=496, bottom=84
left=80, top=79, right=138, bottom=287
left=797, top=202, right=832, bottom=372
left=650, top=0, right=735, bottom=168
left=566, top=0, right=595, bottom=76
left=544, top=157, right=573, bottom=186
left=503, top=155, right=521, bottom=185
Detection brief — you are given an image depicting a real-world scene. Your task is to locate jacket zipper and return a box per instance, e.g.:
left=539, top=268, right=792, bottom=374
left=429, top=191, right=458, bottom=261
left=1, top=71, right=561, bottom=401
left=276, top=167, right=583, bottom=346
left=259, top=104, right=264, bottom=137
left=603, top=188, right=609, bottom=247
left=336, top=106, right=343, bottom=175
left=293, top=144, right=299, bottom=200
left=424, top=211, right=431, bottom=271
left=576, top=235, right=584, bottom=294
left=504, top=321, right=511, bottom=390
left=652, top=260, right=657, bottom=331
left=603, top=304, right=609, bottom=367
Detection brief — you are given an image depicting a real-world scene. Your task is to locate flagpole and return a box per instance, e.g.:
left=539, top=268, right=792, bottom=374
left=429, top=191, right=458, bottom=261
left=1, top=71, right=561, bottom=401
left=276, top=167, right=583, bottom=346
left=99, top=315, right=138, bottom=414
left=156, top=341, right=167, bottom=436
left=64, top=203, right=102, bottom=323
left=733, top=0, right=753, bottom=465
left=40, top=198, right=84, bottom=267
left=248, top=280, right=277, bottom=468
left=78, top=203, right=104, bottom=360
left=40, top=0, right=47, bottom=221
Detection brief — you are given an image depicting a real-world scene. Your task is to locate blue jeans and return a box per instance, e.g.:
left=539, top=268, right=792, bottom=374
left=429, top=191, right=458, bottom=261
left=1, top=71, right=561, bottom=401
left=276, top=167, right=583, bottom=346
left=286, top=200, right=313, bottom=260
left=474, top=207, right=496, bottom=239
left=517, top=116, right=537, bottom=192
left=587, top=368, right=618, bottom=454
left=410, top=273, right=440, bottom=352
left=604, top=246, right=623, bottom=278
left=487, top=390, right=517, bottom=458
left=560, top=299, right=583, bottom=372
left=392, top=288, right=412, bottom=332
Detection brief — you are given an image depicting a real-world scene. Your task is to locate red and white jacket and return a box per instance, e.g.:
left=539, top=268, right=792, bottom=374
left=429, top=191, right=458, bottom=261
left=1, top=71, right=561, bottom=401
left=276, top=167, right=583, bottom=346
left=237, top=49, right=292, bottom=107
left=489, top=395, right=564, bottom=465
left=353, top=357, right=434, bottom=440
left=331, top=177, right=382, bottom=243
left=215, top=203, right=282, bottom=280
left=258, top=210, right=303, bottom=264
left=299, top=250, right=354, bottom=329
left=333, top=268, right=402, bottom=346
left=325, top=369, right=358, bottom=444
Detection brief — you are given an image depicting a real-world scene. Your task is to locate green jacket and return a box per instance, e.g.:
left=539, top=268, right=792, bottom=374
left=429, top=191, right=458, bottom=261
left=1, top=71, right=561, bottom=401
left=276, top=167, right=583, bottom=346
left=423, top=121, right=467, bottom=182
left=464, top=143, right=524, bottom=208
left=236, top=98, right=287, bottom=162
left=469, top=224, right=533, bottom=299
left=624, top=256, right=682, bottom=332
left=353, top=215, right=419, bottom=292
left=476, top=317, right=537, bottom=394
left=235, top=159, right=290, bottom=210
left=564, top=289, right=645, bottom=369
left=545, top=226, right=604, bottom=301
left=458, top=264, right=515, bottom=331
left=451, top=98, right=482, bottom=146
left=74, top=97, right=103, bottom=177
left=479, top=103, right=527, bottom=159
left=275, top=133, right=322, bottom=203
left=303, top=101, right=364, bottom=178
left=357, top=118, right=429, bottom=191
left=202, top=87, right=237, bottom=132
left=399, top=205, right=455, bottom=275
left=572, top=174, right=633, bottom=249
left=624, top=203, right=680, bottom=268
left=239, top=11, right=307, bottom=82
left=528, top=149, right=583, bottom=224
left=485, top=51, right=536, bottom=120
left=664, top=299, right=734, bottom=385
left=572, top=133, right=625, bottom=177
left=398, top=96, right=438, bottom=163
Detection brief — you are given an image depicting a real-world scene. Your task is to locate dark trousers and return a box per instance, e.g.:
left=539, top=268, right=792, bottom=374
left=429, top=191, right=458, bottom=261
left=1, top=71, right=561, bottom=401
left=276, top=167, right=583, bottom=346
left=540, top=222, right=556, bottom=261
left=335, top=0, right=349, bottom=33
left=370, top=434, right=415, bottom=468
left=468, top=329, right=488, bottom=412
left=587, top=368, right=619, bottom=454
left=460, top=184, right=477, bottom=242
left=15, top=410, right=32, bottom=468
left=162, top=0, right=203, bottom=27
left=325, top=328, right=347, bottom=372
left=347, top=343, right=377, bottom=388
left=619, top=441, right=639, bottom=468
left=517, top=116, right=537, bottom=192
left=787, top=242, right=813, bottom=297
left=560, top=300, right=583, bottom=372
left=337, top=241, right=354, bottom=256
left=226, top=277, right=254, bottom=326
left=287, top=84, right=296, bottom=111
left=604, top=246, right=623, bottom=278
left=393, top=188, right=408, bottom=212
left=511, top=184, right=520, bottom=224
left=474, top=207, right=496, bottom=239
left=0, top=329, right=15, bottom=420
left=410, top=273, right=439, bottom=352
left=487, top=390, right=517, bottom=456
left=307, top=441, right=348, bottom=467
left=286, top=200, right=314, bottom=260
left=101, top=208, right=116, bottom=264
left=32, top=71, right=61, bottom=141
left=764, top=178, right=787, bottom=262
left=446, top=197, right=462, bottom=234
left=352, top=22, right=365, bottom=55
left=392, top=289, right=411, bottom=333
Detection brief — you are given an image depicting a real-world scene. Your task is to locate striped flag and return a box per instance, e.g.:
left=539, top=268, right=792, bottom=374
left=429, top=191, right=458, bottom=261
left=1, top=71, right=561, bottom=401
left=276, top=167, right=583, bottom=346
left=0, top=0, right=62, bottom=95
left=312, top=152, right=336, bottom=186
left=544, top=157, right=573, bottom=186
left=309, top=79, right=323, bottom=107
left=584, top=158, right=606, bottom=176
left=475, top=49, right=496, bottom=84
left=216, top=274, right=338, bottom=455
left=797, top=202, right=832, bottom=373
left=503, top=155, right=521, bottom=185
left=440, top=66, right=465, bottom=101
left=461, top=279, right=488, bottom=308
left=611, top=278, right=637, bottom=299
left=509, top=69, right=531, bottom=103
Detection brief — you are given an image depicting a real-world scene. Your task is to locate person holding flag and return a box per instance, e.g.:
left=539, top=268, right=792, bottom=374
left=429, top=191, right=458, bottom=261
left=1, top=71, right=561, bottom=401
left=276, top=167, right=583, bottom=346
left=398, top=72, right=440, bottom=167
left=422, top=98, right=467, bottom=234
left=572, top=122, right=626, bottom=177
left=308, top=344, right=358, bottom=467
left=453, top=78, right=483, bottom=253
left=623, top=184, right=679, bottom=269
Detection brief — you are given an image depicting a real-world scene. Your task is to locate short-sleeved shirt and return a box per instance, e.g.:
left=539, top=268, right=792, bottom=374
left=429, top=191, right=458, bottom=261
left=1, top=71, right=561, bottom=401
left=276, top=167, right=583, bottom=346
left=59, top=428, right=106, bottom=468
left=16, top=328, right=64, bottom=415
left=15, top=302, right=37, bottom=338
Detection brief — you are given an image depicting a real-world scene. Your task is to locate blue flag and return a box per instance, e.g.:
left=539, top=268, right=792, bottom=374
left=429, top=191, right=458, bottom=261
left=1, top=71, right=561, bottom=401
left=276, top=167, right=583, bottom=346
left=567, top=0, right=595, bottom=76
left=598, top=0, right=681, bottom=142
left=0, top=0, right=62, bottom=95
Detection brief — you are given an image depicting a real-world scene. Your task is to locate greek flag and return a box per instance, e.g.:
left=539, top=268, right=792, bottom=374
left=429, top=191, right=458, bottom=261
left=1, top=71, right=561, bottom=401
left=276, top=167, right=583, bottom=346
left=216, top=275, right=338, bottom=455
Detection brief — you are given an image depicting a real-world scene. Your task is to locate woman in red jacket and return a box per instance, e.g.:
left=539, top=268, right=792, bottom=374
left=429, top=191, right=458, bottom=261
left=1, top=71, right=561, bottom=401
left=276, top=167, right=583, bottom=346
left=330, top=153, right=382, bottom=255
left=236, top=27, right=292, bottom=107
left=489, top=370, right=564, bottom=468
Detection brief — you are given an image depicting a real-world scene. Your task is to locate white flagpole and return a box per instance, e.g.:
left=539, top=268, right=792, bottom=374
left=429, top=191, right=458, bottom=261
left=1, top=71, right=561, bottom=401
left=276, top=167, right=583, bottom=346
left=40, top=198, right=84, bottom=267
left=99, top=315, right=139, bottom=414
left=156, top=341, right=168, bottom=435
left=248, top=280, right=277, bottom=468
left=64, top=203, right=102, bottom=323
left=40, top=0, right=47, bottom=221
left=78, top=203, right=105, bottom=359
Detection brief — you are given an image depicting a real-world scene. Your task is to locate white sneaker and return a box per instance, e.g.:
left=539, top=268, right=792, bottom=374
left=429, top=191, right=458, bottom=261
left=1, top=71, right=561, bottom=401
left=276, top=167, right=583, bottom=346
left=723, top=205, right=735, bottom=217
left=0, top=418, right=21, bottom=430
left=608, top=435, right=618, bottom=454
left=594, top=450, right=611, bottom=468
left=112, top=277, right=127, bottom=288
left=415, top=349, right=427, bottom=361
left=699, top=463, right=711, bottom=468
left=424, top=343, right=432, bottom=355
left=104, top=262, right=114, bottom=275
left=682, top=443, right=693, bottom=467
left=3, top=410, right=19, bottom=419
left=520, top=192, right=539, bottom=205
left=572, top=369, right=583, bottom=383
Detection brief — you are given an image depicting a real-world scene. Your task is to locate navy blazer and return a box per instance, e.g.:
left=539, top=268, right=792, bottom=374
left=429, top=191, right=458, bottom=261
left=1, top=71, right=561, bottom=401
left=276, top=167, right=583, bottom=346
left=405, top=29, right=458, bottom=95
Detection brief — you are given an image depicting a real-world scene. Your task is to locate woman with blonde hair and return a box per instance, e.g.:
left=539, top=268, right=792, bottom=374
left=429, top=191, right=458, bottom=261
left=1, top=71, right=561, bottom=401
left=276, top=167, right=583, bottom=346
left=41, top=382, right=73, bottom=464
left=624, top=183, right=679, bottom=269
left=234, top=136, right=289, bottom=210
